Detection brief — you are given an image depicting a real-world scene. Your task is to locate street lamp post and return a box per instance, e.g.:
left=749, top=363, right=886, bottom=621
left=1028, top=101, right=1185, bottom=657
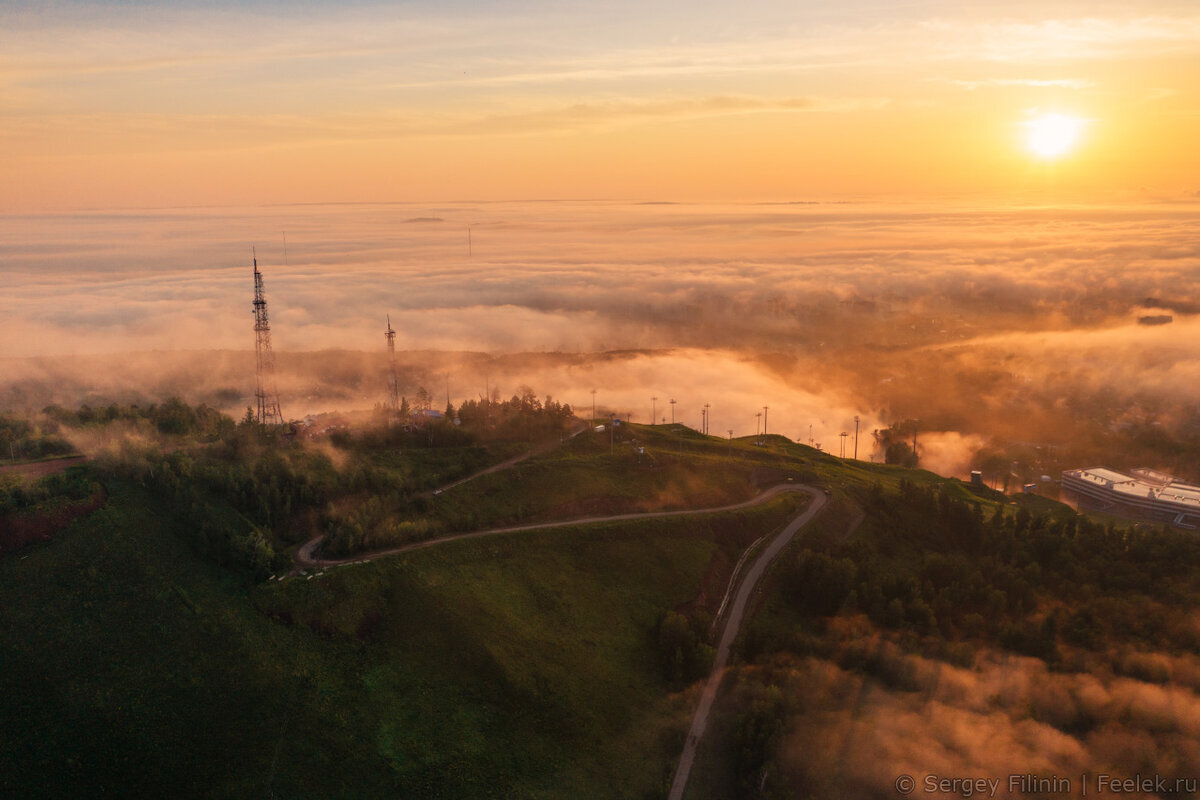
left=854, top=415, right=859, bottom=460
left=652, top=396, right=657, bottom=427
left=591, top=389, right=597, bottom=423
left=669, top=398, right=676, bottom=425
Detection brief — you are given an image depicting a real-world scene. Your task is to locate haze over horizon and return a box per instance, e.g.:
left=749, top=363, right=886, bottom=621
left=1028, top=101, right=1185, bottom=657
left=2, top=0, right=1199, bottom=211
left=2, top=1, right=1199, bottom=477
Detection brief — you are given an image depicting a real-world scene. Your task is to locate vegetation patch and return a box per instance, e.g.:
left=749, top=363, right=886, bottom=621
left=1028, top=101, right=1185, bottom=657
left=692, top=478, right=1200, bottom=799
left=0, top=455, right=805, bottom=798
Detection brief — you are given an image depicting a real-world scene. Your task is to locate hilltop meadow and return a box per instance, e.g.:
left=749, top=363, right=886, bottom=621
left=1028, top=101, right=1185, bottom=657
left=4, top=398, right=1200, bottom=798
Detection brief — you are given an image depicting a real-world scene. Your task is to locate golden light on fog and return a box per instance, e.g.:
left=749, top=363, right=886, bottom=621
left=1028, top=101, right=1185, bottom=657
left=1024, top=113, right=1086, bottom=159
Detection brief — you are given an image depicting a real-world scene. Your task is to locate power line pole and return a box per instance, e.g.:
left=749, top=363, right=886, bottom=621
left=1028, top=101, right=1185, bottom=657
left=763, top=406, right=769, bottom=437
left=385, top=314, right=399, bottom=419
left=669, top=398, right=676, bottom=425
left=703, top=402, right=710, bottom=435
left=854, top=415, right=859, bottom=460
left=651, top=396, right=657, bottom=427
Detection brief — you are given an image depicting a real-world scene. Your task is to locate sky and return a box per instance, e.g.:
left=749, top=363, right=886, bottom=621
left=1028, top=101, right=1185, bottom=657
left=2, top=1, right=1199, bottom=476
left=3, top=0, right=1200, bottom=210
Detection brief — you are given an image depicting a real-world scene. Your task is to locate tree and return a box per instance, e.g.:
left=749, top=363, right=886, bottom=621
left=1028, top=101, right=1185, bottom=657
left=873, top=423, right=920, bottom=467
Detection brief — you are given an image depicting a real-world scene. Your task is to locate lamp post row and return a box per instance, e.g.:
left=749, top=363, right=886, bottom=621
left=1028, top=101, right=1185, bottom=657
left=585, top=389, right=863, bottom=460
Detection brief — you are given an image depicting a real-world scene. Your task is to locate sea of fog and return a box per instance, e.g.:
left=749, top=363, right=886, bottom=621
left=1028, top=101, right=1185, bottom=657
left=3, top=199, right=1199, bottom=476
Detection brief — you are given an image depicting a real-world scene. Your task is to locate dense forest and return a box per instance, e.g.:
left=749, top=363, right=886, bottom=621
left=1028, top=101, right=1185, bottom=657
left=1, top=394, right=578, bottom=574
left=709, top=480, right=1200, bottom=799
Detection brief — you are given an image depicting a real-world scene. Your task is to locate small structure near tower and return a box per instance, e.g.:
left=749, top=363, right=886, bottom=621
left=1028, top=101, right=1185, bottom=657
left=252, top=250, right=285, bottom=426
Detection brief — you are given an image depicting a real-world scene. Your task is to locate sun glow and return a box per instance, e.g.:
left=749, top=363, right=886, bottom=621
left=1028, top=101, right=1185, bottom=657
left=1024, top=113, right=1086, bottom=159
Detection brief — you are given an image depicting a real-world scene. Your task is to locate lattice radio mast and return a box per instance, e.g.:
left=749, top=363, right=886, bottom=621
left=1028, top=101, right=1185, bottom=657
left=252, top=249, right=284, bottom=426
left=385, top=314, right=399, bottom=416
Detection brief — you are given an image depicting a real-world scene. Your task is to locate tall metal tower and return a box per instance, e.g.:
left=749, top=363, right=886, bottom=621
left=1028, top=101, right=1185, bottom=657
left=252, top=250, right=285, bottom=426
left=385, top=314, right=399, bottom=416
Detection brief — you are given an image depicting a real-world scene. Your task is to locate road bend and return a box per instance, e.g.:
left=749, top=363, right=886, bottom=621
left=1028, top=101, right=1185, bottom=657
left=295, top=482, right=810, bottom=571
left=666, top=485, right=827, bottom=800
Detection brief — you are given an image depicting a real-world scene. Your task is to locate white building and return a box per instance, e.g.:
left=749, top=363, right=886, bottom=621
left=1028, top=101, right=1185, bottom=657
left=1061, top=467, right=1200, bottom=529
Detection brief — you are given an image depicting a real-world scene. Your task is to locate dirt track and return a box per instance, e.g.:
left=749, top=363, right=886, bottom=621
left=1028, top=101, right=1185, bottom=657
left=0, top=456, right=86, bottom=480
left=667, top=485, right=826, bottom=800
left=295, top=482, right=812, bottom=571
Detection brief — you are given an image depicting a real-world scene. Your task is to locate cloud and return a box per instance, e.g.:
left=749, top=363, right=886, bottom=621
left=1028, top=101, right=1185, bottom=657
left=945, top=78, right=1095, bottom=90
left=3, top=200, right=1200, bottom=475
left=0, top=93, right=882, bottom=156
left=920, top=15, right=1200, bottom=64
left=771, top=640, right=1200, bottom=798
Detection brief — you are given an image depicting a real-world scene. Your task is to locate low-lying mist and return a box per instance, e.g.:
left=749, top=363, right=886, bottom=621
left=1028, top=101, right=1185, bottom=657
left=3, top=199, right=1199, bottom=478
left=764, top=639, right=1200, bottom=799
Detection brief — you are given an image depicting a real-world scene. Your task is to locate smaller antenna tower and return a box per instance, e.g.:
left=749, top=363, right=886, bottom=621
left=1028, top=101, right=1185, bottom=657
left=252, top=249, right=285, bottom=426
left=385, top=314, right=399, bottom=417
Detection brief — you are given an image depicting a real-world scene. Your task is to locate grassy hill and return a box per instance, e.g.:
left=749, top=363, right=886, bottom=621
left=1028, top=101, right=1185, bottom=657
left=0, top=475, right=807, bottom=798
left=7, top=400, right=1190, bottom=799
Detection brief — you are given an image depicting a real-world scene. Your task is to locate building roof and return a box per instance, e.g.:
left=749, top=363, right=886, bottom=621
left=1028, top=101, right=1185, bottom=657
left=1064, top=467, right=1200, bottom=510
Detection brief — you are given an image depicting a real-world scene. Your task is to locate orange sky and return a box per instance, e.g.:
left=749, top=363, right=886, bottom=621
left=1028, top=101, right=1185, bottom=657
left=2, top=1, right=1199, bottom=210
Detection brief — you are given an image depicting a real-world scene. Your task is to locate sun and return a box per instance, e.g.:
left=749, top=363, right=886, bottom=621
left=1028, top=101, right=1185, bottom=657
left=1024, top=113, right=1086, bottom=159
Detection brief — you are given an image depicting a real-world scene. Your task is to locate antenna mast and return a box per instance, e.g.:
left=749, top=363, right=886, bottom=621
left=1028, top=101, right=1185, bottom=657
left=252, top=249, right=285, bottom=426
left=385, top=314, right=399, bottom=417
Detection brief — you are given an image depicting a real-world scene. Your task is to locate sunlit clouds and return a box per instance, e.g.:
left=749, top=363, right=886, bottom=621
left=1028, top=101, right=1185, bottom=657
left=2, top=2, right=1199, bottom=209
left=3, top=199, right=1200, bottom=477
left=2, top=1, right=1200, bottom=475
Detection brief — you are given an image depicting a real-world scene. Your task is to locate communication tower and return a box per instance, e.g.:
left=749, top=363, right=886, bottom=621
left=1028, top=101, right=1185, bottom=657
left=385, top=314, right=400, bottom=416
left=252, top=250, right=285, bottom=426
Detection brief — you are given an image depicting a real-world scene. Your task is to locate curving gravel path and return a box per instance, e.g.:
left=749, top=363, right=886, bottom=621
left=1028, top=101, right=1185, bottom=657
left=294, top=482, right=812, bottom=571
left=667, top=485, right=827, bottom=800
left=286, top=428, right=828, bottom=798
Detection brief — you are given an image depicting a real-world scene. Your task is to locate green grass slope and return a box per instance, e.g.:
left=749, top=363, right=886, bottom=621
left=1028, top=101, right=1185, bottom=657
left=0, top=479, right=806, bottom=799
left=423, top=425, right=763, bottom=533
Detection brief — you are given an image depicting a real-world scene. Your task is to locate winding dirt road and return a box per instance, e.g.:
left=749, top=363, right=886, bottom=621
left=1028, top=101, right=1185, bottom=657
left=667, top=485, right=827, bottom=800
left=421, top=424, right=586, bottom=497
left=289, top=432, right=828, bottom=797
left=295, top=482, right=812, bottom=570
